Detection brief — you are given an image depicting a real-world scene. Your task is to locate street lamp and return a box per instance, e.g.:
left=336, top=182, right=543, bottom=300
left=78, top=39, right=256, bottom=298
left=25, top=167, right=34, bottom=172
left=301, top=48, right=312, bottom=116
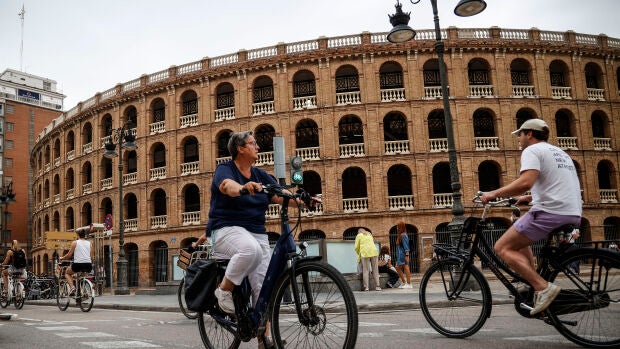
left=387, top=0, right=486, bottom=229
left=0, top=182, right=15, bottom=256
left=103, top=124, right=137, bottom=295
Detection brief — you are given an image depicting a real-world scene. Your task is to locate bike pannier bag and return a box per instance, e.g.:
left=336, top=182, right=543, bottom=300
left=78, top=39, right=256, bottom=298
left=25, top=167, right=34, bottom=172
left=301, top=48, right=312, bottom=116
left=184, top=259, right=218, bottom=312
left=12, top=249, right=27, bottom=269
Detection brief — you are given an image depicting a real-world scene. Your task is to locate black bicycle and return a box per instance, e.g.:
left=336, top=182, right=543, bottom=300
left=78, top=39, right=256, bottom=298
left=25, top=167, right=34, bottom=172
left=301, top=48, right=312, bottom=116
left=197, top=183, right=358, bottom=349
left=419, top=193, right=620, bottom=348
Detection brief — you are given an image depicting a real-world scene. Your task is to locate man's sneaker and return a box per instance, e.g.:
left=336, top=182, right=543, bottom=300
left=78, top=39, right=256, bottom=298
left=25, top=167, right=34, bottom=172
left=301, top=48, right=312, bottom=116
left=401, top=283, right=413, bottom=289
left=215, top=287, right=235, bottom=314
left=530, top=282, right=561, bottom=315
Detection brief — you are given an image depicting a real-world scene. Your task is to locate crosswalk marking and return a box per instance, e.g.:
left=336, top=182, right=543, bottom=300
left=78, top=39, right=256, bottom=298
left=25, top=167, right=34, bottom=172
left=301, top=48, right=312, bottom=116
left=80, top=341, right=161, bottom=348
left=36, top=325, right=87, bottom=331
left=56, top=332, right=117, bottom=338
left=505, top=335, right=568, bottom=343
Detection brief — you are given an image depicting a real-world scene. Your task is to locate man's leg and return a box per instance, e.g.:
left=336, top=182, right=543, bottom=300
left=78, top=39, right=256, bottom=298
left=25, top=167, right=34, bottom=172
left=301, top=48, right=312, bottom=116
left=494, top=226, right=547, bottom=291
left=66, top=268, right=75, bottom=291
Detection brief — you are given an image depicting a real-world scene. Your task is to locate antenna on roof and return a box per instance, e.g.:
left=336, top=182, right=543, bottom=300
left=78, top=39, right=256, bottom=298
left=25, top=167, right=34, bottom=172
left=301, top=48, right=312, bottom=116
left=18, top=4, right=25, bottom=72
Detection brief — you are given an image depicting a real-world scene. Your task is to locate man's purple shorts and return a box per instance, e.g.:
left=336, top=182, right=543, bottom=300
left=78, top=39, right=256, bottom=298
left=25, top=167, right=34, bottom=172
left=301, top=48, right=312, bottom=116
left=514, top=209, right=581, bottom=242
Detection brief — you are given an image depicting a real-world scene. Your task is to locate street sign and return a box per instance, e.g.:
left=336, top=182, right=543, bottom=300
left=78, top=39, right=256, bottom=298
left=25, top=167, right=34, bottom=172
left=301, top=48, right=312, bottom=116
left=104, top=214, right=113, bottom=230
left=45, top=231, right=76, bottom=240
left=45, top=240, right=72, bottom=250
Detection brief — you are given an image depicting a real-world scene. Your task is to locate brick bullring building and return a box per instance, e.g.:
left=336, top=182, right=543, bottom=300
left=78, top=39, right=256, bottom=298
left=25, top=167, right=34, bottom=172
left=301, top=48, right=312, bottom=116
left=30, top=27, right=620, bottom=289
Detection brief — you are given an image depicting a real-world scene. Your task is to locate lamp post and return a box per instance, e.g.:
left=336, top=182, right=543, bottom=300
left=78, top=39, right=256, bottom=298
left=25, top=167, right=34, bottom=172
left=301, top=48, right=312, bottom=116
left=387, top=0, right=486, bottom=228
left=0, top=182, right=15, bottom=256
left=103, top=124, right=137, bottom=295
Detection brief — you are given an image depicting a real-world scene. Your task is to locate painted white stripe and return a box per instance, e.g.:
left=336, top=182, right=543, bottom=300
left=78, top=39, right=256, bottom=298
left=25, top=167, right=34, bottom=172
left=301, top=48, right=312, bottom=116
left=56, top=332, right=117, bottom=338
left=36, top=326, right=87, bottom=331
left=80, top=341, right=161, bottom=348
left=359, top=322, right=397, bottom=327
left=26, top=321, right=65, bottom=326
left=391, top=328, right=495, bottom=334
left=505, top=335, right=569, bottom=343
left=359, top=332, right=386, bottom=337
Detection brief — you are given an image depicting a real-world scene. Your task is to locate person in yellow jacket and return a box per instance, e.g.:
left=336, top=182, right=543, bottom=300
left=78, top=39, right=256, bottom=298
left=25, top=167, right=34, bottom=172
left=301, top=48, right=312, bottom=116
left=355, top=228, right=381, bottom=291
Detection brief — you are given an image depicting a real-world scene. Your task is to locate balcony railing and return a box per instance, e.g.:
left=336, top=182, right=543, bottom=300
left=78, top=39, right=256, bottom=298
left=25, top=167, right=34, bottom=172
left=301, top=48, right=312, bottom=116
left=82, top=183, right=92, bottom=195
left=423, top=86, right=444, bottom=99
left=551, top=86, right=571, bottom=99
left=557, top=137, right=578, bottom=150
left=293, top=96, right=317, bottom=110
left=343, top=198, right=368, bottom=213
left=45, top=163, right=51, bottom=172
left=67, top=150, right=75, bottom=160
left=252, top=101, right=275, bottom=115
left=430, top=138, right=448, bottom=152
left=44, top=198, right=50, bottom=207
left=124, top=218, right=138, bottom=232
left=255, top=152, right=274, bottom=166
left=301, top=203, right=323, bottom=217
left=389, top=195, right=414, bottom=211
left=123, top=172, right=137, bottom=185
left=475, top=137, right=499, bottom=150
left=181, top=161, right=200, bottom=175
left=433, top=193, right=453, bottom=208
left=511, top=85, right=535, bottom=97
left=266, top=204, right=281, bottom=219
left=150, top=167, right=166, bottom=180
left=66, top=188, right=75, bottom=200
left=339, top=143, right=365, bottom=158
left=380, top=88, right=406, bottom=102
left=150, top=215, right=167, bottom=229
left=182, top=211, right=201, bottom=226
left=336, top=91, right=361, bottom=105
left=101, top=178, right=112, bottom=190
left=82, top=142, right=93, bottom=154
left=593, top=138, right=612, bottom=150
left=600, top=189, right=618, bottom=203
left=101, top=135, right=111, bottom=148
left=587, top=88, right=605, bottom=101
left=384, top=140, right=410, bottom=155
left=180, top=113, right=198, bottom=128
left=54, top=157, right=61, bottom=167
left=296, top=147, right=320, bottom=161
left=149, top=121, right=165, bottom=134
left=469, top=85, right=494, bottom=98
left=216, top=156, right=232, bottom=165
left=214, top=107, right=235, bottom=121
left=53, top=194, right=60, bottom=204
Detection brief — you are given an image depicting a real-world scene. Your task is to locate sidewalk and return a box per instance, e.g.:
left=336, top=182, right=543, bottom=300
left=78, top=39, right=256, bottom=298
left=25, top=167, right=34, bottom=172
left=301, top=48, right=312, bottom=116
left=27, top=278, right=514, bottom=312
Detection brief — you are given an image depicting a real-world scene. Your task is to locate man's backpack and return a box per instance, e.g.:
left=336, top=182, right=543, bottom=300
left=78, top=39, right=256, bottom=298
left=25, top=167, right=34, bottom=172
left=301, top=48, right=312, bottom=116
left=12, top=249, right=27, bottom=269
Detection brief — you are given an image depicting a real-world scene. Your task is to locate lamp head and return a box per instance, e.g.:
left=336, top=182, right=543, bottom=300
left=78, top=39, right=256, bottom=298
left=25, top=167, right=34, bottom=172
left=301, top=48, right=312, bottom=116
left=454, top=0, right=487, bottom=17
left=387, top=1, right=416, bottom=43
left=103, top=140, right=118, bottom=159
left=122, top=132, right=137, bottom=151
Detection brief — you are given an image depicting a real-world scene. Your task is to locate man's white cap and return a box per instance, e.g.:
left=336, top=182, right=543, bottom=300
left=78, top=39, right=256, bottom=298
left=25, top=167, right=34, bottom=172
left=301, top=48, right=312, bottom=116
left=512, top=118, right=549, bottom=135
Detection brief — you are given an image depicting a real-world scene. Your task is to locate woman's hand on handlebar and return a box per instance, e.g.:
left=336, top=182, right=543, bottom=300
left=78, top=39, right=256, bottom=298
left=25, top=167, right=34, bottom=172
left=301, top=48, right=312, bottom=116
left=238, top=181, right=263, bottom=196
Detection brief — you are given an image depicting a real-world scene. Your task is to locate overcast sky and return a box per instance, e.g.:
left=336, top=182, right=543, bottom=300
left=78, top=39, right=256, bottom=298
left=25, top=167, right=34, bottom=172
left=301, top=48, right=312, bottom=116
left=1, top=0, right=619, bottom=110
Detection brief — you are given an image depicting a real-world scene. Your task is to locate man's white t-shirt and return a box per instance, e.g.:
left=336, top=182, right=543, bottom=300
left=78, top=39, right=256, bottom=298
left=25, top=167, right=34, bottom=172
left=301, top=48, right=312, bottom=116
left=74, top=239, right=92, bottom=263
left=520, top=142, right=582, bottom=216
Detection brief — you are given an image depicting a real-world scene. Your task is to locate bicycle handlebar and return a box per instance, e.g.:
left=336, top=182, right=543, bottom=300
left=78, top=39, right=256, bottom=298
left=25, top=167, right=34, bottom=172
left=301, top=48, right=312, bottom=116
left=240, top=183, right=320, bottom=209
left=472, top=191, right=517, bottom=207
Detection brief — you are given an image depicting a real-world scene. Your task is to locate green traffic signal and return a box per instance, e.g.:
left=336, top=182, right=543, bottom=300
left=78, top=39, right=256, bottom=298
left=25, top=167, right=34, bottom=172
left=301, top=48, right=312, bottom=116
left=290, top=156, right=303, bottom=184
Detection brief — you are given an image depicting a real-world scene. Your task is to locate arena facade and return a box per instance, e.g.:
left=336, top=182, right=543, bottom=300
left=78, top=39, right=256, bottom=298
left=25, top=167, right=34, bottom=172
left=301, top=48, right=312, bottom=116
left=30, top=27, right=620, bottom=288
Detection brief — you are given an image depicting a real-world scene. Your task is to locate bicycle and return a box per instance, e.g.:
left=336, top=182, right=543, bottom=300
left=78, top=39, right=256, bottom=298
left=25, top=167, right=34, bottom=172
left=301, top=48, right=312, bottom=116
left=0, top=265, right=25, bottom=309
left=197, top=183, right=358, bottom=349
left=178, top=244, right=213, bottom=319
left=56, top=261, right=95, bottom=312
left=419, top=192, right=620, bottom=348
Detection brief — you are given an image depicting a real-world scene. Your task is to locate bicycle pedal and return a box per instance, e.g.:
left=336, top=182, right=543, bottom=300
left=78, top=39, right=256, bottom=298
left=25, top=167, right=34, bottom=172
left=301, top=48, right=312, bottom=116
left=519, top=302, right=533, bottom=311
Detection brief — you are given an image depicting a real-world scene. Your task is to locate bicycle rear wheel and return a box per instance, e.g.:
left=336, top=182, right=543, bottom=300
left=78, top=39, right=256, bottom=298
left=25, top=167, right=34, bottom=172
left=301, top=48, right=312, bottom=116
left=56, top=280, right=70, bottom=311
left=546, top=248, right=620, bottom=348
left=271, top=260, right=358, bottom=349
left=419, top=259, right=492, bottom=338
left=78, top=279, right=94, bottom=312
left=178, top=278, right=198, bottom=319
left=13, top=282, right=24, bottom=309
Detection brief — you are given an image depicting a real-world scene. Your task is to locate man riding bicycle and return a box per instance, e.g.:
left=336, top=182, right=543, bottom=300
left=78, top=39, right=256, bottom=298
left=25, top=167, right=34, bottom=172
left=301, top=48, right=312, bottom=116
left=480, top=118, right=582, bottom=315
left=59, top=229, right=94, bottom=296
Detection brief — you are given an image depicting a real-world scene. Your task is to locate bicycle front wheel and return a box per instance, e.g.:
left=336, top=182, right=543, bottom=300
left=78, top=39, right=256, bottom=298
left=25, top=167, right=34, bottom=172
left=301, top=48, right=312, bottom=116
left=271, top=260, right=358, bottom=349
left=78, top=279, right=94, bottom=312
left=419, top=259, right=492, bottom=338
left=13, top=282, right=24, bottom=309
left=197, top=312, right=240, bottom=349
left=56, top=280, right=70, bottom=311
left=546, top=248, right=620, bottom=348
left=178, top=278, right=198, bottom=319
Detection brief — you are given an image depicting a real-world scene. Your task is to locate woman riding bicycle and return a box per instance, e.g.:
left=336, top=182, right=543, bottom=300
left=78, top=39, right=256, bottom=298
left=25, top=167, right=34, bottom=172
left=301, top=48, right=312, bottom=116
left=205, top=131, right=317, bottom=345
left=480, top=119, right=581, bottom=315
left=59, top=229, right=94, bottom=296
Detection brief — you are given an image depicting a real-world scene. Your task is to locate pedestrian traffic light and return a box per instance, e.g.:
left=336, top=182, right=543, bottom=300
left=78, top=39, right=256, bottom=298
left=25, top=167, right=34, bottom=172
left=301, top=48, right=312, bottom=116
left=290, top=156, right=303, bottom=185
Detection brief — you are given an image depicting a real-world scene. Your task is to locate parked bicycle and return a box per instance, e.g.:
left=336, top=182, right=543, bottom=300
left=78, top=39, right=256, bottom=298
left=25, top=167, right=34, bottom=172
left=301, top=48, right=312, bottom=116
left=24, top=272, right=58, bottom=300
left=56, top=261, right=95, bottom=312
left=0, top=265, right=25, bottom=309
left=419, top=192, right=620, bottom=348
left=177, top=244, right=213, bottom=319
left=196, top=183, right=358, bottom=349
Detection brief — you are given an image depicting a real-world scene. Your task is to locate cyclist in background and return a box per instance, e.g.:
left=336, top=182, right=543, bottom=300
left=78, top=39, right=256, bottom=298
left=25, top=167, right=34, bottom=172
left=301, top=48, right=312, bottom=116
left=59, top=229, right=94, bottom=295
left=2, top=240, right=27, bottom=296
left=480, top=119, right=582, bottom=315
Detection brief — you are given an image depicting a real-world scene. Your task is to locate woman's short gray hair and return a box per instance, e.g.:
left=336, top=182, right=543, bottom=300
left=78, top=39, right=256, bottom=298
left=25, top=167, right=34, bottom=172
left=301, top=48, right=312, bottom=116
left=227, top=131, right=253, bottom=159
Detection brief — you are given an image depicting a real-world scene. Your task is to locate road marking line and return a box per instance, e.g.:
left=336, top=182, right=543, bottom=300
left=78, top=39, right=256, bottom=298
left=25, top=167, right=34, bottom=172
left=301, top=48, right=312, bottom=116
left=36, top=325, right=87, bottom=331
left=56, top=332, right=117, bottom=338
left=359, top=332, right=386, bottom=337
left=80, top=341, right=161, bottom=348
left=505, top=335, right=568, bottom=343
left=391, top=328, right=495, bottom=334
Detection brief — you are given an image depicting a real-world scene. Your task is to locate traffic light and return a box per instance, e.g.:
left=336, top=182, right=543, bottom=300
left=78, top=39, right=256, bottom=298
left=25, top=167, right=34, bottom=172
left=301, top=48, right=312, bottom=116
left=289, top=156, right=303, bottom=185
